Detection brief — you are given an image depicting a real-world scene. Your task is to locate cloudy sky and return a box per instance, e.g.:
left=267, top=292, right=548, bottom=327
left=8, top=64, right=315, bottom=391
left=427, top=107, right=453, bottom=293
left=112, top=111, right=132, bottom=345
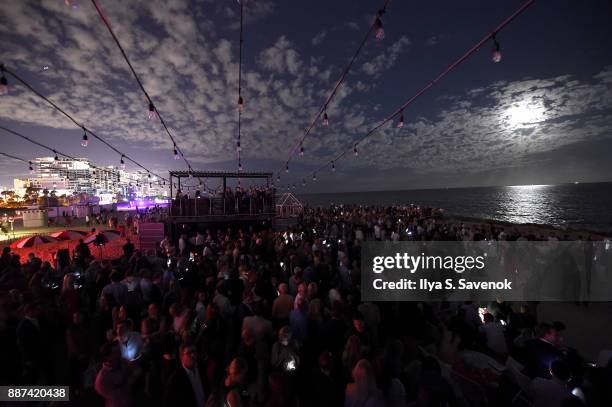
left=1, top=0, right=611, bottom=192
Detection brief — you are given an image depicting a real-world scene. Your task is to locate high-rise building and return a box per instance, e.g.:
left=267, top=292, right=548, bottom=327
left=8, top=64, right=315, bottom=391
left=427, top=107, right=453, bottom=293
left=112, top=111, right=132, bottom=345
left=13, top=157, right=167, bottom=201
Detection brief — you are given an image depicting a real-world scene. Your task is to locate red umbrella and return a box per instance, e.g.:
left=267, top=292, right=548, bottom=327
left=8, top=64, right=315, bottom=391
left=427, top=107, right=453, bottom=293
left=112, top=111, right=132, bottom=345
left=10, top=235, right=59, bottom=249
left=50, top=230, right=88, bottom=240
left=84, top=230, right=121, bottom=245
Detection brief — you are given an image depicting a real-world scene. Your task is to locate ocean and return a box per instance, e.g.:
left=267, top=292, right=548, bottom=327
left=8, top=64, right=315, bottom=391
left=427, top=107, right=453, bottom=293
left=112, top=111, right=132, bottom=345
left=298, top=182, right=612, bottom=234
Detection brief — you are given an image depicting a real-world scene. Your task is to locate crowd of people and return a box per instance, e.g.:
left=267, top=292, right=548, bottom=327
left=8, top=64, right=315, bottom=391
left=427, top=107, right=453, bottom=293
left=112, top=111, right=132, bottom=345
left=0, top=203, right=611, bottom=406
left=173, top=185, right=275, bottom=216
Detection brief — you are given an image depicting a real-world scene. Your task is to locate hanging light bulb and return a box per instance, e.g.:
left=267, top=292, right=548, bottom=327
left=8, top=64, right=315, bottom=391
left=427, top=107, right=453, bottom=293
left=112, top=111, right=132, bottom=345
left=354, top=144, right=359, bottom=157
left=0, top=66, right=7, bottom=95
left=397, top=113, right=404, bottom=129
left=236, top=140, right=241, bottom=152
left=302, top=179, right=306, bottom=187
left=173, top=145, right=180, bottom=160
left=238, top=162, right=243, bottom=172
left=375, top=10, right=385, bottom=40
left=189, top=171, right=193, bottom=179
left=53, top=151, right=59, bottom=161
left=299, top=145, right=304, bottom=157
left=147, top=172, right=151, bottom=179
left=81, top=130, right=88, bottom=147
left=322, top=110, right=329, bottom=126
left=29, top=161, right=34, bottom=174
left=292, top=183, right=296, bottom=190
left=491, top=34, right=502, bottom=63
left=149, top=183, right=152, bottom=188
left=120, top=155, right=126, bottom=170
left=92, top=169, right=97, bottom=176
left=148, top=102, right=156, bottom=120
left=238, top=95, right=244, bottom=111
left=199, top=181, right=203, bottom=188
left=277, top=175, right=281, bottom=182
left=53, top=182, right=57, bottom=189
left=285, top=163, right=289, bottom=173
left=312, top=173, right=317, bottom=181
left=332, top=161, right=336, bottom=172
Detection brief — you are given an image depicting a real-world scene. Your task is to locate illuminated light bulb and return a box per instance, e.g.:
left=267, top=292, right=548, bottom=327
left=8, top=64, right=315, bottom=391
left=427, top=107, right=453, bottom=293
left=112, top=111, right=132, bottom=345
left=492, top=35, right=502, bottom=63
left=148, top=102, right=156, bottom=120
left=81, top=131, right=88, bottom=147
left=236, top=140, right=241, bottom=152
left=331, top=161, right=336, bottom=172
left=173, top=145, right=180, bottom=160
left=397, top=114, right=404, bottom=128
left=285, top=163, right=289, bottom=173
left=299, top=145, right=304, bottom=157
left=375, top=15, right=385, bottom=40
left=354, top=144, right=359, bottom=157
left=0, top=73, right=7, bottom=95
left=120, top=155, right=126, bottom=170
left=322, top=111, right=329, bottom=126
left=312, top=173, right=317, bottom=181
left=238, top=95, right=244, bottom=111
left=29, top=161, right=34, bottom=174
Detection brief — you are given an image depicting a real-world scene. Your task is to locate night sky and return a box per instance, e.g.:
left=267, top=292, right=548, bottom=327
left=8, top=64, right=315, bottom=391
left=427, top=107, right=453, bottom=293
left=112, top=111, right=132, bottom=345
left=1, top=0, right=611, bottom=192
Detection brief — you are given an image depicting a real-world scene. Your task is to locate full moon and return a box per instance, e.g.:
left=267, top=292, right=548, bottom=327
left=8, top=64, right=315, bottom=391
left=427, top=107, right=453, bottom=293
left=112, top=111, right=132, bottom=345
left=505, top=100, right=546, bottom=127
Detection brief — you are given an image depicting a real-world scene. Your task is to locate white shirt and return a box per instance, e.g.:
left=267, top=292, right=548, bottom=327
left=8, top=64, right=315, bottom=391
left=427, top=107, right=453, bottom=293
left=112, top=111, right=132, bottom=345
left=183, top=365, right=205, bottom=407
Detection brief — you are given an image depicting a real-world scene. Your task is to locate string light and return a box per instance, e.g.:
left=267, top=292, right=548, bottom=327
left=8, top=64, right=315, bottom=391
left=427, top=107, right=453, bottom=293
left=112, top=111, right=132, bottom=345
left=173, top=145, right=180, bottom=160
left=312, top=173, right=317, bottom=181
left=277, top=174, right=281, bottom=182
left=0, top=66, right=168, bottom=183
left=397, top=113, right=404, bottom=128
left=147, top=172, right=151, bottom=179
left=0, top=65, right=7, bottom=95
left=148, top=102, right=156, bottom=120
left=492, top=34, right=502, bottom=63
left=236, top=140, right=241, bottom=152
left=375, top=10, right=385, bottom=40
left=53, top=150, right=59, bottom=161
left=92, top=169, right=96, bottom=176
left=81, top=128, right=88, bottom=147
left=238, top=162, right=243, bottom=172
left=354, top=144, right=359, bottom=157
left=120, top=155, right=126, bottom=170
left=285, top=163, right=289, bottom=173
left=322, top=109, right=329, bottom=126
left=310, top=0, right=535, bottom=179
left=299, top=145, right=304, bottom=157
